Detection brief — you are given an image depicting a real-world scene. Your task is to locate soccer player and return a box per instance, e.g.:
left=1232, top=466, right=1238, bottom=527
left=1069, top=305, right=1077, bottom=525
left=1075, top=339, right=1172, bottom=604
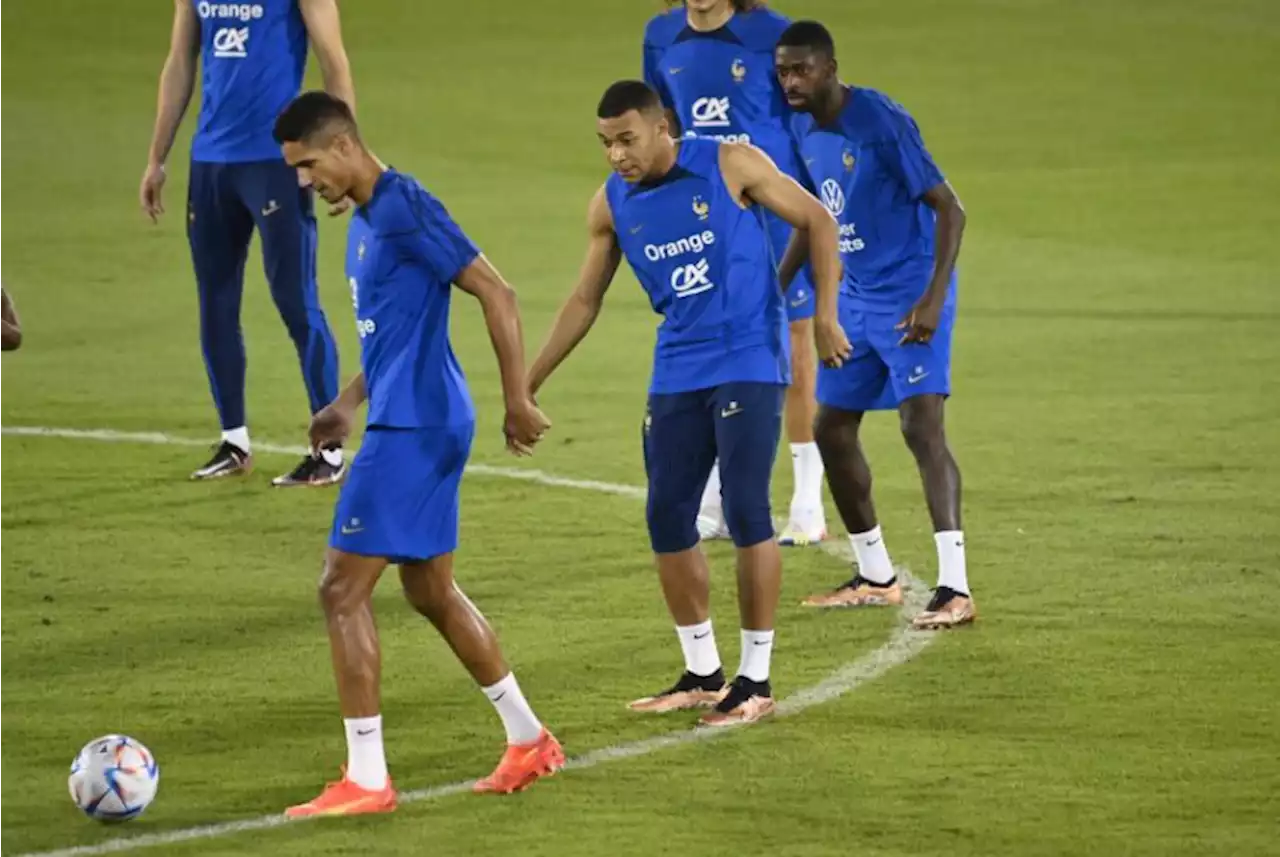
left=527, top=81, right=849, bottom=725
left=2, top=286, right=22, bottom=351
left=272, top=92, right=564, bottom=816
left=775, top=21, right=976, bottom=629
left=140, top=0, right=355, bottom=486
left=644, top=0, right=828, bottom=546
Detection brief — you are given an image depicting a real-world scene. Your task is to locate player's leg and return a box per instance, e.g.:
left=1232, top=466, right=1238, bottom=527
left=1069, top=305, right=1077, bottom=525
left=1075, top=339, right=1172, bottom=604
left=803, top=305, right=903, bottom=608
left=399, top=554, right=563, bottom=794
left=701, top=382, right=786, bottom=727
left=187, top=161, right=255, bottom=480
left=286, top=433, right=401, bottom=817
left=239, top=160, right=344, bottom=487
left=778, top=264, right=827, bottom=546
left=286, top=547, right=397, bottom=817
left=631, top=391, right=726, bottom=713
left=877, top=302, right=975, bottom=628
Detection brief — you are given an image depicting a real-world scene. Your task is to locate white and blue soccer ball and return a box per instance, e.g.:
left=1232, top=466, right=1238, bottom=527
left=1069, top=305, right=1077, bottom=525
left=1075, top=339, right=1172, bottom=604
left=68, top=734, right=160, bottom=822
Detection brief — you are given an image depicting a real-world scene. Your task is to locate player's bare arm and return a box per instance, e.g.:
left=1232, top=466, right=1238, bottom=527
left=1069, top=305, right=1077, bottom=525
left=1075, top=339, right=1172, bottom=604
left=526, top=185, right=623, bottom=396
left=299, top=0, right=357, bottom=215
left=309, top=372, right=366, bottom=451
left=140, top=0, right=200, bottom=223
left=2, top=286, right=22, bottom=352
left=897, top=181, right=966, bottom=345
left=453, top=256, right=550, bottom=456
left=299, top=0, right=356, bottom=113
left=719, top=142, right=851, bottom=368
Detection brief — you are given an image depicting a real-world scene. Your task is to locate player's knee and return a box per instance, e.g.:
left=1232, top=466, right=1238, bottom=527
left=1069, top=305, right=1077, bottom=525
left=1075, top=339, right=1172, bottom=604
left=318, top=563, right=364, bottom=615
left=899, top=399, right=946, bottom=456
left=722, top=492, right=774, bottom=548
left=814, top=407, right=859, bottom=458
left=646, top=494, right=700, bottom=554
left=400, top=563, right=454, bottom=618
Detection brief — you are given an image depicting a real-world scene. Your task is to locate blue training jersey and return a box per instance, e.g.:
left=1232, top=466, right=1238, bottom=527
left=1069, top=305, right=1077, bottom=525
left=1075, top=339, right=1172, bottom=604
left=345, top=170, right=478, bottom=429
left=643, top=6, right=799, bottom=179
left=605, top=137, right=790, bottom=396
left=191, top=0, right=308, bottom=163
left=791, top=86, right=951, bottom=312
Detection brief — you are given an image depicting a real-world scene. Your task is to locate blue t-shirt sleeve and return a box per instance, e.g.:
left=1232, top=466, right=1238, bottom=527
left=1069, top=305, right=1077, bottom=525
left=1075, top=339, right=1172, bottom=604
left=879, top=113, right=945, bottom=201
left=393, top=191, right=481, bottom=286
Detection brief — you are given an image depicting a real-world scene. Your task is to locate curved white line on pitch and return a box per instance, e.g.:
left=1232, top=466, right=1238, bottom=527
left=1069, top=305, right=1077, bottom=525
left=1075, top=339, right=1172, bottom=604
left=3, top=425, right=937, bottom=857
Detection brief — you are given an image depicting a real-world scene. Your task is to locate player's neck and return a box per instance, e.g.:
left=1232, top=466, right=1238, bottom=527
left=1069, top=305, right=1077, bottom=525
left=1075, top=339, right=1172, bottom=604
left=348, top=152, right=388, bottom=206
left=685, top=2, right=734, bottom=32
left=642, top=141, right=680, bottom=183
left=812, top=83, right=849, bottom=127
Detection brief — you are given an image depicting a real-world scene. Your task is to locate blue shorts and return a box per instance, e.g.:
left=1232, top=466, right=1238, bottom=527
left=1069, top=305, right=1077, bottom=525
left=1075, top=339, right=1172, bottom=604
left=764, top=208, right=816, bottom=323
left=817, top=300, right=955, bottom=412
left=643, top=382, right=784, bottom=553
left=329, top=424, right=474, bottom=563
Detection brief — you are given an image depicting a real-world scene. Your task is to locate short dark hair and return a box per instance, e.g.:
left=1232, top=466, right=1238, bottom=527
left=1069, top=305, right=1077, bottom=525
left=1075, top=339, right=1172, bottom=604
left=777, top=20, right=837, bottom=61
left=665, top=0, right=767, bottom=9
left=273, top=91, right=358, bottom=145
left=597, top=80, right=663, bottom=120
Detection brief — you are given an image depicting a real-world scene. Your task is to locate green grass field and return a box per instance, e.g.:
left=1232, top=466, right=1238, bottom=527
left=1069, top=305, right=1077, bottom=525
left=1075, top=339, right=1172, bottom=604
left=3, top=0, right=1279, bottom=854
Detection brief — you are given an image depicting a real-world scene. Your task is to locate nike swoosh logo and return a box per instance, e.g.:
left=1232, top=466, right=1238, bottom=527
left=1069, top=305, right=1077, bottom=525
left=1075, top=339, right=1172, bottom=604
left=907, top=371, right=929, bottom=384
left=629, top=224, right=644, bottom=234
left=492, top=691, right=507, bottom=702
left=720, top=408, right=743, bottom=418
left=752, top=640, right=771, bottom=646
left=692, top=631, right=711, bottom=640
left=261, top=202, right=280, bottom=217
left=866, top=538, right=881, bottom=547
left=356, top=729, right=376, bottom=736
left=669, top=67, right=684, bottom=74
left=341, top=526, right=364, bottom=535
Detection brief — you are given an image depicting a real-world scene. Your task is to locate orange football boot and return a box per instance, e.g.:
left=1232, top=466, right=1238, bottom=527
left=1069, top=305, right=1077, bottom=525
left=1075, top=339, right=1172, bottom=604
left=473, top=729, right=565, bottom=795
left=284, top=769, right=397, bottom=818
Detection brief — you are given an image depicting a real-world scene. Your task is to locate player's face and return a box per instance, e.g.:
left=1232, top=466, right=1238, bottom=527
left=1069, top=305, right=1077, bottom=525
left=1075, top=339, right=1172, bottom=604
left=281, top=135, right=357, bottom=204
left=597, top=110, right=670, bottom=182
left=683, top=0, right=730, bottom=14
left=775, top=46, right=835, bottom=112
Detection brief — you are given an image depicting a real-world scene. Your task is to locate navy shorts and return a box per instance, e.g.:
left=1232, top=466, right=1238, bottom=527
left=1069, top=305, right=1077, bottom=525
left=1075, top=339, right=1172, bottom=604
left=643, top=382, right=784, bottom=553
left=329, top=424, right=474, bottom=564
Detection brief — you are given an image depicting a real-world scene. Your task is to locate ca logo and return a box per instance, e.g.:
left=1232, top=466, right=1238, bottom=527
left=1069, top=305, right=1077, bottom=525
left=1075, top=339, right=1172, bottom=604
left=691, top=97, right=731, bottom=128
left=213, top=27, right=249, bottom=58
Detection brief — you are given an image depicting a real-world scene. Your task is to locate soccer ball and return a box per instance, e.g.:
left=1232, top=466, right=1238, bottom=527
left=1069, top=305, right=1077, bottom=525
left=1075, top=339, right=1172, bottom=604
left=68, top=734, right=160, bottom=822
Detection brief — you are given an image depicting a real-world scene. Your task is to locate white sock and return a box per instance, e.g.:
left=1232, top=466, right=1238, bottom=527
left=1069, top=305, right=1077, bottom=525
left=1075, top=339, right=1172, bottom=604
left=675, top=620, right=722, bottom=677
left=738, top=629, right=774, bottom=683
left=850, top=526, right=895, bottom=585
left=343, top=715, right=388, bottom=790
left=699, top=461, right=723, bottom=514
left=482, top=673, right=543, bottom=745
left=319, top=447, right=343, bottom=466
left=221, top=426, right=250, bottom=453
left=935, top=530, right=969, bottom=595
left=789, top=442, right=825, bottom=521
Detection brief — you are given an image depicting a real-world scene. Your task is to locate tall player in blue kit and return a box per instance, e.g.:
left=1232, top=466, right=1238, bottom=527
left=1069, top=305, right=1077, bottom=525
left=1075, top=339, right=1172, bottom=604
left=528, top=81, right=849, bottom=726
left=775, top=21, right=976, bottom=629
left=272, top=93, right=564, bottom=816
left=644, top=0, right=828, bottom=546
left=140, top=0, right=354, bottom=486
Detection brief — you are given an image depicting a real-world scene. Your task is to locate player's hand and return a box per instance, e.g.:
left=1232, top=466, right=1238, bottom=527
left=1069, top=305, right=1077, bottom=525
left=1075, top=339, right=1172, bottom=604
left=816, top=315, right=853, bottom=369
left=897, top=295, right=945, bottom=346
left=503, top=397, right=550, bottom=457
left=327, top=197, right=353, bottom=217
left=309, top=401, right=354, bottom=452
left=140, top=163, right=167, bottom=223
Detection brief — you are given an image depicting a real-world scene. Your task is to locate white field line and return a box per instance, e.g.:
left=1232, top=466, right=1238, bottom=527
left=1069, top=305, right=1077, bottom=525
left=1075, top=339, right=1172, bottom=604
left=3, top=424, right=936, bottom=857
